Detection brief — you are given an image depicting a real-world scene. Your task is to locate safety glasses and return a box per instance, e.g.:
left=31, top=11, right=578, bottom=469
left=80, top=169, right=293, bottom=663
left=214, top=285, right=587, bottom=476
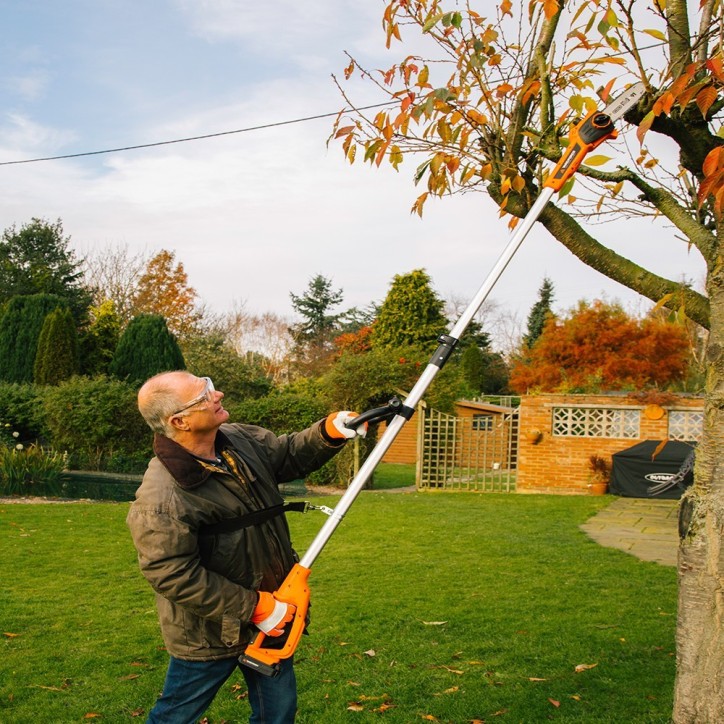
left=172, top=377, right=215, bottom=416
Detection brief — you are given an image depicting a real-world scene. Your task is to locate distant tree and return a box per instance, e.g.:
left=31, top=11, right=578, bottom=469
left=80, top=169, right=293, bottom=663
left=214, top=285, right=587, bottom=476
left=333, top=326, right=373, bottom=356
left=132, top=250, right=202, bottom=338
left=219, top=302, right=294, bottom=385
left=289, top=274, right=345, bottom=374
left=180, top=333, right=272, bottom=403
left=110, top=314, right=185, bottom=385
left=0, top=218, right=92, bottom=321
left=523, top=277, right=555, bottom=348
left=0, top=294, right=67, bottom=383
left=509, top=300, right=690, bottom=393
left=79, top=300, right=121, bottom=377
left=371, top=269, right=448, bottom=351
left=82, top=243, right=149, bottom=325
left=459, top=345, right=509, bottom=396
left=34, top=307, right=79, bottom=385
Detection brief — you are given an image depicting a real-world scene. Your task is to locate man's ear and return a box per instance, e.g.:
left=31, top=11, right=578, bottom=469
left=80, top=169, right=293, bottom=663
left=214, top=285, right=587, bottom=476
left=169, top=414, right=190, bottom=432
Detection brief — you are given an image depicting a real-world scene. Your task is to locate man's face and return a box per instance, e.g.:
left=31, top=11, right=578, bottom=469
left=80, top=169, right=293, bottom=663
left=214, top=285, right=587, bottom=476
left=173, top=375, right=229, bottom=432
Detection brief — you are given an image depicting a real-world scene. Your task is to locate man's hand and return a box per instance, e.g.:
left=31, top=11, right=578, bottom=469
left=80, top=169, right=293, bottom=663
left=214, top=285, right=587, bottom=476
left=251, top=592, right=296, bottom=637
left=324, top=411, right=367, bottom=440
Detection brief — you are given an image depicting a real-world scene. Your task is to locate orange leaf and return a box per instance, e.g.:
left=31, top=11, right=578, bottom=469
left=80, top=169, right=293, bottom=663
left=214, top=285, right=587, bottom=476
left=599, top=78, right=616, bottom=102
left=702, top=146, right=724, bottom=177
left=3, top=632, right=21, bottom=638
left=696, top=85, right=718, bottom=117
left=548, top=698, right=561, bottom=708
left=543, top=0, right=560, bottom=20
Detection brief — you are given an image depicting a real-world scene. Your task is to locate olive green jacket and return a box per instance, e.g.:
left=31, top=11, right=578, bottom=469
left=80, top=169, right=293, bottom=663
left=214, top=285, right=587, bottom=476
left=126, top=420, right=343, bottom=661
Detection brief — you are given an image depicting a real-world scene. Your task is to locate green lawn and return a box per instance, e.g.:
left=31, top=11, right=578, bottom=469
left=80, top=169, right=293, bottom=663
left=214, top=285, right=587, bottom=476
left=1, top=493, right=676, bottom=723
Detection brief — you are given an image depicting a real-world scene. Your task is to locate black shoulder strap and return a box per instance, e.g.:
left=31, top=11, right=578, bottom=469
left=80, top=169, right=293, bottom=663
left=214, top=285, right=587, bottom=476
left=199, top=501, right=309, bottom=536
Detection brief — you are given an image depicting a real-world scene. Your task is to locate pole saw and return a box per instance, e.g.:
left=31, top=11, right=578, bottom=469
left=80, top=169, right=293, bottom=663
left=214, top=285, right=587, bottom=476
left=240, top=80, right=646, bottom=676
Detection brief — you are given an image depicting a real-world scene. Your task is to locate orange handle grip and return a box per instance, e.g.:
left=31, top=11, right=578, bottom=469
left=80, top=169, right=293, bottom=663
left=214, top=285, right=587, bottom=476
left=239, top=563, right=311, bottom=676
left=545, top=110, right=618, bottom=192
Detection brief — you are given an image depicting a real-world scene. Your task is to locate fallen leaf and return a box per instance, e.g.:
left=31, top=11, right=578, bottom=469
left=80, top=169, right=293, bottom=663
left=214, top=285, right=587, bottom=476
left=422, top=621, right=448, bottom=626
left=347, top=681, right=361, bottom=687
left=571, top=694, right=582, bottom=701
left=548, top=698, right=560, bottom=708
left=374, top=702, right=396, bottom=712
left=83, top=714, right=102, bottom=719
left=529, top=677, right=547, bottom=682
left=131, top=708, right=144, bottom=717
left=574, top=663, right=598, bottom=673
left=442, top=686, right=459, bottom=694
left=421, top=715, right=440, bottom=722
left=130, top=662, right=148, bottom=667
left=363, top=649, right=376, bottom=657
left=119, top=674, right=140, bottom=681
left=347, top=703, right=364, bottom=712
left=491, top=711, right=508, bottom=717
left=3, top=632, right=20, bottom=638
left=440, top=665, right=464, bottom=675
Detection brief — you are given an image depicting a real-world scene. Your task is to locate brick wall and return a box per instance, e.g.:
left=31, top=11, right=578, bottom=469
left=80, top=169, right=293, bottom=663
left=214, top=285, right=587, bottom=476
left=516, top=393, right=703, bottom=495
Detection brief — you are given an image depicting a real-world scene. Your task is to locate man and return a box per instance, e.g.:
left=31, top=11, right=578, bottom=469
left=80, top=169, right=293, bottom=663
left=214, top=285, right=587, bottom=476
left=127, top=371, right=365, bottom=723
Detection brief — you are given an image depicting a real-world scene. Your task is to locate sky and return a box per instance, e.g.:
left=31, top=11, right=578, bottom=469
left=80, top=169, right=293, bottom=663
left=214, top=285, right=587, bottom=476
left=0, top=0, right=707, bottom=349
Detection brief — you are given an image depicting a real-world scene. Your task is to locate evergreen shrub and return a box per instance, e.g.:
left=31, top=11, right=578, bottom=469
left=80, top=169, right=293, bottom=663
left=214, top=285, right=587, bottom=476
left=110, top=313, right=185, bottom=384
left=0, top=382, right=47, bottom=442
left=42, top=376, right=151, bottom=472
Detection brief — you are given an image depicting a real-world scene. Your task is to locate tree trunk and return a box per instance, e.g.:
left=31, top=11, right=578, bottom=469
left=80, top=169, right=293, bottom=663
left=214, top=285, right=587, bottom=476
left=673, top=256, right=724, bottom=722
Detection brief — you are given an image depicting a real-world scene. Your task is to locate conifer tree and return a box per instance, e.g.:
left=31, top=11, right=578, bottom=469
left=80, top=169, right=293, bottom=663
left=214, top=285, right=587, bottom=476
left=34, top=307, right=79, bottom=385
left=523, top=277, right=555, bottom=348
left=0, top=294, right=67, bottom=383
left=371, top=269, right=447, bottom=351
left=110, top=314, right=185, bottom=385
left=79, top=300, right=121, bottom=377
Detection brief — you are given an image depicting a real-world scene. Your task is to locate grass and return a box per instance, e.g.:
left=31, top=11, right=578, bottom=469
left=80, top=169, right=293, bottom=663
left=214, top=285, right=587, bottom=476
left=372, top=462, right=416, bottom=490
left=0, top=494, right=676, bottom=723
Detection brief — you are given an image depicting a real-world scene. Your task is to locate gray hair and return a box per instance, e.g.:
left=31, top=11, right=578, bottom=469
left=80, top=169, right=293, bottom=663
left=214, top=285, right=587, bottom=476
left=138, top=371, right=190, bottom=437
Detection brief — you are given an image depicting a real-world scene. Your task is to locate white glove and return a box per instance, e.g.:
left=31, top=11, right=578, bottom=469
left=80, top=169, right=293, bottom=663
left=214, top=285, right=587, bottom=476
left=251, top=592, right=295, bottom=637
left=325, top=411, right=367, bottom=439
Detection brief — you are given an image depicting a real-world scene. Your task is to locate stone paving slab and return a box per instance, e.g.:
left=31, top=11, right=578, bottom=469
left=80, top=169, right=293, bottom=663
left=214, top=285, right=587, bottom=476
left=580, top=497, right=680, bottom=567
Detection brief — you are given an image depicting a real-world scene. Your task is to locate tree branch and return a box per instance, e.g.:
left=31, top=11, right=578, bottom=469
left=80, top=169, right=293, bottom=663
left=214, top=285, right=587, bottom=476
left=537, top=201, right=710, bottom=329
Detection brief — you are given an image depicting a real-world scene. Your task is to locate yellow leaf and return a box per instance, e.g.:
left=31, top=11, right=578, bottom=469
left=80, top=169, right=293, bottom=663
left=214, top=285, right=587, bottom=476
left=643, top=28, right=666, bottom=41
left=574, top=663, right=598, bottom=673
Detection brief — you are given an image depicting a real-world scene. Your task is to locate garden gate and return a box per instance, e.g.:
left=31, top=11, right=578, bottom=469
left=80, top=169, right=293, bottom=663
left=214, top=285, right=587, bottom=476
left=416, top=403, right=519, bottom=492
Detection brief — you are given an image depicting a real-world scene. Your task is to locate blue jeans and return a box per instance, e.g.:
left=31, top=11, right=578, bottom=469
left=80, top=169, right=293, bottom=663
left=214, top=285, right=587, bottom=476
left=147, top=655, right=297, bottom=723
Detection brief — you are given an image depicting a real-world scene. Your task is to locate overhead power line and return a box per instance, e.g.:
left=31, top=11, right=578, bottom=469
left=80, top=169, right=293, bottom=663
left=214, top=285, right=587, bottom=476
left=0, top=101, right=396, bottom=167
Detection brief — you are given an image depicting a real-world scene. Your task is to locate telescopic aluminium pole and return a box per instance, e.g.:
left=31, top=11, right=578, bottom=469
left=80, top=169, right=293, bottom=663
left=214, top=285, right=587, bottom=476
left=240, top=81, right=645, bottom=676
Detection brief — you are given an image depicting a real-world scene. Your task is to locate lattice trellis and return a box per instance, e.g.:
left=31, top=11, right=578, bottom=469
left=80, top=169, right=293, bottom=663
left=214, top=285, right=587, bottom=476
left=668, top=410, right=703, bottom=441
left=417, top=407, right=518, bottom=492
left=552, top=407, right=640, bottom=438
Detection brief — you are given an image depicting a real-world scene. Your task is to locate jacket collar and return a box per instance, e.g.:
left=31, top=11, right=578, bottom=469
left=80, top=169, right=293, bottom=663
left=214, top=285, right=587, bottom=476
left=153, top=430, right=233, bottom=490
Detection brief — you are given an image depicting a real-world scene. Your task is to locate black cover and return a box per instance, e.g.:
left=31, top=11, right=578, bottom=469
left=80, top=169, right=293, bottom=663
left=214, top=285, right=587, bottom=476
left=610, top=440, right=695, bottom=499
